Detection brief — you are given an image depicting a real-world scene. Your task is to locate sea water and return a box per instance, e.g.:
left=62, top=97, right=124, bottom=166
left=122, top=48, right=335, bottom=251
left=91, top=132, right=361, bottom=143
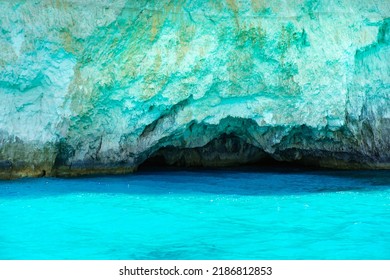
left=0, top=169, right=389, bottom=260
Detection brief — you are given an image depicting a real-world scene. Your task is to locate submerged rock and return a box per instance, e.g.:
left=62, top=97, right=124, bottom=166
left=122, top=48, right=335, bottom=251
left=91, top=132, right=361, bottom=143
left=0, top=0, right=389, bottom=178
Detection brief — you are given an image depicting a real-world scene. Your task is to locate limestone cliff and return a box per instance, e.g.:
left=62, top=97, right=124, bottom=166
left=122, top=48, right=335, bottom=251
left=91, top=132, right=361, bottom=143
left=0, top=0, right=389, bottom=178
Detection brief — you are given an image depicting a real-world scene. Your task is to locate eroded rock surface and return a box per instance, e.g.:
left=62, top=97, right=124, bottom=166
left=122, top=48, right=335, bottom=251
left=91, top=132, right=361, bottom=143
left=0, top=0, right=389, bottom=178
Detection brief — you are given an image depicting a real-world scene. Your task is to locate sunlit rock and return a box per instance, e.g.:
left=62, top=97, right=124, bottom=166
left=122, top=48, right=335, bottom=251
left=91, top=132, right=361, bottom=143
left=0, top=0, right=389, bottom=178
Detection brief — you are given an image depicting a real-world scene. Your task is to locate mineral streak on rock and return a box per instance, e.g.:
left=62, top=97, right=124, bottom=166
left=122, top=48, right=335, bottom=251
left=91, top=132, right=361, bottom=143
left=0, top=0, right=389, bottom=178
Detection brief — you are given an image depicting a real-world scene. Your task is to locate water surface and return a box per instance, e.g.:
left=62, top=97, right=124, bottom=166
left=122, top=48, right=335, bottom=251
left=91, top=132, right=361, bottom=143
left=0, top=169, right=389, bottom=259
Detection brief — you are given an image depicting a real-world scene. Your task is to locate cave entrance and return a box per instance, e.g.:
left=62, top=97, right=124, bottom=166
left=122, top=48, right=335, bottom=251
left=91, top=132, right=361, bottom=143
left=138, top=133, right=306, bottom=171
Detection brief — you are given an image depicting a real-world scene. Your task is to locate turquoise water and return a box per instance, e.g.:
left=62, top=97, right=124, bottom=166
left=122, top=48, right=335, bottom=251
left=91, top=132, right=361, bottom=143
left=0, top=169, right=389, bottom=260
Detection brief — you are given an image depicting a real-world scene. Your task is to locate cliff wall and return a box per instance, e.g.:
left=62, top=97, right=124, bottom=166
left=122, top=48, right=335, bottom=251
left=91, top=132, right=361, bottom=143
left=0, top=0, right=389, bottom=178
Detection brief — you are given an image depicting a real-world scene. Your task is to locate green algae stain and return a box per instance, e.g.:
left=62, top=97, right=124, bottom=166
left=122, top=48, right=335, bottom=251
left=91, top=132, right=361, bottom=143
left=225, top=0, right=241, bottom=29
left=59, top=28, right=84, bottom=55
left=354, top=18, right=390, bottom=70
left=226, top=0, right=239, bottom=13
left=298, top=29, right=310, bottom=47
left=251, top=0, right=265, bottom=13
left=303, top=0, right=320, bottom=20
left=226, top=49, right=255, bottom=96
left=277, top=23, right=295, bottom=55
left=236, top=25, right=267, bottom=48
left=277, top=23, right=310, bottom=57
left=378, top=18, right=390, bottom=45
left=251, top=0, right=272, bottom=15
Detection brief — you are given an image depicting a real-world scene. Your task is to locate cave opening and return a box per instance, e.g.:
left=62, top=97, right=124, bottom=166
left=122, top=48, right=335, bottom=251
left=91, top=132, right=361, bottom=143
left=138, top=133, right=313, bottom=172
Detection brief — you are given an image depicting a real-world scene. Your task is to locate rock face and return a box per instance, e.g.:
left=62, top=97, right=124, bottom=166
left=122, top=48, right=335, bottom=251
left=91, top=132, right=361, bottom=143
left=0, top=0, right=389, bottom=178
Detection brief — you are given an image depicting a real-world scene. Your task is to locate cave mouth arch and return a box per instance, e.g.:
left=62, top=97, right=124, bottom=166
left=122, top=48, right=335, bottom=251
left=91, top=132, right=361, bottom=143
left=138, top=133, right=311, bottom=171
